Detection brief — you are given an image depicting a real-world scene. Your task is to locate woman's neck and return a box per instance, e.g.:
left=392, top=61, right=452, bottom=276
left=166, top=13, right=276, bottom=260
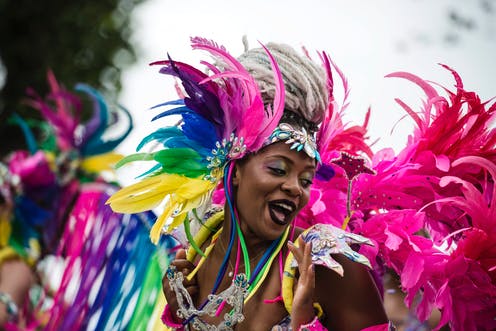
left=220, top=204, right=274, bottom=263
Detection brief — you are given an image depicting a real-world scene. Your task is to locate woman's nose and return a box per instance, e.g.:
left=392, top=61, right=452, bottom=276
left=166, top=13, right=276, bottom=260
left=281, top=175, right=302, bottom=197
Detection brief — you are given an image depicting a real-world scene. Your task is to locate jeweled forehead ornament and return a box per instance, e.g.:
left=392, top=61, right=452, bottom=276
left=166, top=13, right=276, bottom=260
left=205, top=133, right=247, bottom=182
left=267, top=123, right=321, bottom=162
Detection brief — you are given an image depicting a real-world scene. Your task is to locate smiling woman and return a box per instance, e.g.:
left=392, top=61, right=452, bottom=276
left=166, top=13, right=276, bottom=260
left=233, top=142, right=315, bottom=240
left=108, top=37, right=392, bottom=331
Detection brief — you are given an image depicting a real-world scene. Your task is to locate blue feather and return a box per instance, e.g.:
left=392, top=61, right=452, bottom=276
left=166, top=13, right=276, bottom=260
left=181, top=112, right=218, bottom=149
left=163, top=136, right=210, bottom=157
left=83, top=104, right=134, bottom=156
left=136, top=127, right=183, bottom=151
left=161, top=57, right=225, bottom=137
left=151, top=106, right=193, bottom=122
left=75, top=84, right=108, bottom=153
left=149, top=99, right=185, bottom=110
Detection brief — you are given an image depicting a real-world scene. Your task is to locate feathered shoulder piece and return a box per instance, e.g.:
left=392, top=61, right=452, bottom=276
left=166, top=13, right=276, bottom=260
left=354, top=65, right=496, bottom=331
left=107, top=37, right=286, bottom=243
left=2, top=71, right=135, bottom=259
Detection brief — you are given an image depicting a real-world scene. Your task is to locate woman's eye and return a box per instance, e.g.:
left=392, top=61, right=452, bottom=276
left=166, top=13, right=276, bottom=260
left=300, top=178, right=313, bottom=188
left=268, top=167, right=286, bottom=176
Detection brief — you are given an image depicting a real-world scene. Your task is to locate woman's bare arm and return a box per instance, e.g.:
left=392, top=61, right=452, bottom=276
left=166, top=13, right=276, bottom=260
left=315, top=254, right=388, bottom=331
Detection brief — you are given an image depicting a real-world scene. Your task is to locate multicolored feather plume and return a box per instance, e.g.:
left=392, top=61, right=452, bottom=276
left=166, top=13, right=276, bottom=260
left=108, top=37, right=286, bottom=244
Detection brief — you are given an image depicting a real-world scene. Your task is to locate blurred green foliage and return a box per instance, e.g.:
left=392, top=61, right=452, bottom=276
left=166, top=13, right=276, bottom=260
left=0, top=0, right=145, bottom=124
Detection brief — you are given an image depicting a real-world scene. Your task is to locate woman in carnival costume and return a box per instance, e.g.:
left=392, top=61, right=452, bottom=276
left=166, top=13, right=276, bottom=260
left=109, top=36, right=496, bottom=331
left=0, top=71, right=175, bottom=330
left=108, top=37, right=393, bottom=331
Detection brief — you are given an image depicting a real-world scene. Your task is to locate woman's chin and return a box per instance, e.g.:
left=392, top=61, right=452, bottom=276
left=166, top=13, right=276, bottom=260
left=262, top=217, right=291, bottom=241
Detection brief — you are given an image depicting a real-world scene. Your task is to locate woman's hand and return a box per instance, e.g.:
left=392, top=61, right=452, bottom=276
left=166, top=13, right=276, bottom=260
left=161, top=248, right=198, bottom=322
left=0, top=259, right=36, bottom=325
left=288, top=238, right=316, bottom=330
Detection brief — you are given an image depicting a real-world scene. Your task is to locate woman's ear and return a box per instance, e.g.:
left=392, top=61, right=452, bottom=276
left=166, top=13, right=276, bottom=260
left=231, top=162, right=241, bottom=187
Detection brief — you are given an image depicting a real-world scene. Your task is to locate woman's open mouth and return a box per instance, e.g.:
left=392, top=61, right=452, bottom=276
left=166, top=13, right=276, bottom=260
left=268, top=199, right=296, bottom=225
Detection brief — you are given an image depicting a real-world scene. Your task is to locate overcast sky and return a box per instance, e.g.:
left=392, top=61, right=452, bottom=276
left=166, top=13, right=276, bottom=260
left=117, top=0, right=495, bottom=157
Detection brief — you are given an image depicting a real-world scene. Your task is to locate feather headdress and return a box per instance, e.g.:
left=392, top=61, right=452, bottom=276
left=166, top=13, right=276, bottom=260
left=2, top=72, right=174, bottom=331
left=107, top=37, right=288, bottom=243
left=24, top=70, right=133, bottom=176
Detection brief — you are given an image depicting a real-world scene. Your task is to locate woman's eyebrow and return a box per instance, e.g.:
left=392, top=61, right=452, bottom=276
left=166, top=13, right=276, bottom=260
left=268, top=154, right=316, bottom=170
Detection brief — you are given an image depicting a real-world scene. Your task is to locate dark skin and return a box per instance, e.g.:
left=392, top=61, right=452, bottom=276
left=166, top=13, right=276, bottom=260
left=163, top=142, right=388, bottom=330
left=0, top=259, right=36, bottom=327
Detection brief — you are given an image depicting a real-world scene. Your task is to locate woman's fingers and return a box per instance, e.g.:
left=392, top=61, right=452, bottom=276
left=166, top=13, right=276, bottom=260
left=295, top=239, right=314, bottom=288
left=287, top=239, right=303, bottom=263
left=162, top=247, right=199, bottom=300
left=288, top=238, right=313, bottom=276
left=171, top=249, right=195, bottom=270
left=185, top=285, right=199, bottom=297
left=289, top=238, right=317, bottom=329
left=176, top=248, right=186, bottom=260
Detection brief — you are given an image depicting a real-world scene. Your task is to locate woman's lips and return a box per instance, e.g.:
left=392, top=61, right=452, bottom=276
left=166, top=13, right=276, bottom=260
left=269, top=207, right=288, bottom=225
left=268, top=200, right=296, bottom=226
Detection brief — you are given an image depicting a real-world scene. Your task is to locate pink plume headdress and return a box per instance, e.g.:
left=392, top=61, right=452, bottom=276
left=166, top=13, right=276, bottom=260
left=333, top=64, right=495, bottom=331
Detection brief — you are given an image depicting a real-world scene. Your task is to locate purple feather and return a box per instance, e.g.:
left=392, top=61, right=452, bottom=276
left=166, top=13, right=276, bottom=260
left=152, top=57, right=225, bottom=137
left=316, top=163, right=336, bottom=181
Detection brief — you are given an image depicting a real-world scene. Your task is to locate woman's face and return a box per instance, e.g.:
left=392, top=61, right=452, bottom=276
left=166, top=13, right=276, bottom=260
left=232, top=142, right=316, bottom=240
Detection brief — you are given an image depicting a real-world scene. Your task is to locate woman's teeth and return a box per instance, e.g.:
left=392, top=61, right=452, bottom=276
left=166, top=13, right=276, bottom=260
left=268, top=201, right=296, bottom=225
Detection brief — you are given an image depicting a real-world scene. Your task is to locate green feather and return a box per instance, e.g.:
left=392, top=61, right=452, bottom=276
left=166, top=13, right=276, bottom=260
left=183, top=214, right=206, bottom=257
left=154, top=148, right=201, bottom=162
left=115, top=153, right=155, bottom=168
left=154, top=148, right=207, bottom=177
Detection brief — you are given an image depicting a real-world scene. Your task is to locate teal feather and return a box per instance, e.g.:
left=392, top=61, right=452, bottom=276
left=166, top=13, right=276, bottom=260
left=10, top=113, right=38, bottom=154
left=76, top=84, right=108, bottom=154
left=85, top=104, right=133, bottom=156
left=136, top=164, right=163, bottom=179
left=136, top=127, right=183, bottom=151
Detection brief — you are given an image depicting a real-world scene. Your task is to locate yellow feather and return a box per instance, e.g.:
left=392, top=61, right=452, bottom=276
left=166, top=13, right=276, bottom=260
left=150, top=199, right=177, bottom=244
left=108, top=174, right=181, bottom=201
left=0, top=247, right=19, bottom=266
left=0, top=212, right=12, bottom=246
left=151, top=293, right=170, bottom=331
left=81, top=152, right=123, bottom=173
left=109, top=192, right=165, bottom=213
left=164, top=192, right=209, bottom=233
left=109, top=173, right=218, bottom=243
left=107, top=174, right=189, bottom=213
left=175, top=177, right=215, bottom=199
left=179, top=189, right=213, bottom=215
left=107, top=176, right=163, bottom=202
left=165, top=181, right=215, bottom=232
left=167, top=213, right=186, bottom=233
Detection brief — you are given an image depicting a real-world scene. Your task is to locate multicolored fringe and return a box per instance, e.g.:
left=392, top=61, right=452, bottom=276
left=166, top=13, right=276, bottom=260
left=2, top=71, right=178, bottom=330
